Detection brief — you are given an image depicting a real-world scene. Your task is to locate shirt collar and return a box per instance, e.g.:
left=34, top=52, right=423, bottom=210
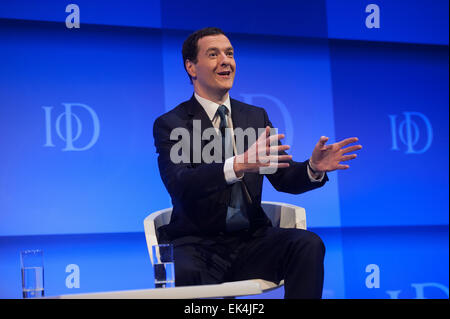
left=194, top=92, right=231, bottom=121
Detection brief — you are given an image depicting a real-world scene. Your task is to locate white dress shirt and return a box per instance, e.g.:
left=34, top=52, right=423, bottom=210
left=194, top=93, right=324, bottom=184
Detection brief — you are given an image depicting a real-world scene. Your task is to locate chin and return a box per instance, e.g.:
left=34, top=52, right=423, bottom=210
left=222, top=84, right=234, bottom=90
left=217, top=80, right=234, bottom=91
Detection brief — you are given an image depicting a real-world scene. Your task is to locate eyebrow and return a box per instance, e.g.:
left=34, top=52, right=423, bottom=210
left=205, top=46, right=234, bottom=53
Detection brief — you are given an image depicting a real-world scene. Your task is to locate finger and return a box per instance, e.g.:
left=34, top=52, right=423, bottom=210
left=258, top=162, right=291, bottom=171
left=264, top=154, right=292, bottom=163
left=256, top=126, right=270, bottom=141
left=337, top=137, right=359, bottom=148
left=259, top=161, right=290, bottom=168
left=259, top=154, right=292, bottom=163
left=264, top=126, right=271, bottom=141
left=336, top=164, right=350, bottom=170
left=318, top=136, right=329, bottom=146
left=263, top=144, right=290, bottom=156
left=256, top=128, right=281, bottom=143
left=269, top=162, right=290, bottom=169
left=320, top=144, right=333, bottom=151
left=340, top=154, right=357, bottom=162
left=266, top=134, right=285, bottom=146
left=341, top=145, right=363, bottom=154
left=253, top=128, right=269, bottom=153
left=248, top=162, right=290, bottom=173
left=273, top=154, right=292, bottom=162
left=269, top=144, right=290, bottom=153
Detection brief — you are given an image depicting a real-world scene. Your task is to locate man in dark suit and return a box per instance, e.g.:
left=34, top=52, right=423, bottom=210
left=153, top=27, right=362, bottom=298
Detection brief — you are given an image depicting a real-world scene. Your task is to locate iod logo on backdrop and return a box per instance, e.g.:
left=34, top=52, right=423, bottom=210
left=42, top=103, right=100, bottom=151
left=389, top=112, right=433, bottom=154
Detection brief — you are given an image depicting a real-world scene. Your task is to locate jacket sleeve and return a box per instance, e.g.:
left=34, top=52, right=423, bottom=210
left=261, top=108, right=328, bottom=194
left=153, top=115, right=229, bottom=203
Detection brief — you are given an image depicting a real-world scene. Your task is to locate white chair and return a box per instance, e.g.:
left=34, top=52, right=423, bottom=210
left=143, top=201, right=307, bottom=298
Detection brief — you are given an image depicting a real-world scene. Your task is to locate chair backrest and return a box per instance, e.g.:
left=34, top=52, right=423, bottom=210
left=143, top=202, right=306, bottom=266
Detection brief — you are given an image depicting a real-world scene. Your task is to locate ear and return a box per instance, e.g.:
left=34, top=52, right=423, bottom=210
left=185, top=59, right=197, bottom=79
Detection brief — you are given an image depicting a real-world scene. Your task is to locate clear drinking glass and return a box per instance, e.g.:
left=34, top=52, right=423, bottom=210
left=152, top=244, right=175, bottom=288
left=20, top=249, right=44, bottom=298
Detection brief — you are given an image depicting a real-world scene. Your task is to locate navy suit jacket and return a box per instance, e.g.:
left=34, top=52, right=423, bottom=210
left=153, top=95, right=328, bottom=241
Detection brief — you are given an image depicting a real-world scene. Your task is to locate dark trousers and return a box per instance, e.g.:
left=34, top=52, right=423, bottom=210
left=171, top=226, right=325, bottom=299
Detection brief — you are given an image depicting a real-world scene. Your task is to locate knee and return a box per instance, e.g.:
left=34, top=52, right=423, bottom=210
left=308, top=231, right=325, bottom=257
left=295, top=230, right=325, bottom=257
left=310, top=232, right=325, bottom=255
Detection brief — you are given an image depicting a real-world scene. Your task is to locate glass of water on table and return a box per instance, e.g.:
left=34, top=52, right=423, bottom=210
left=20, top=249, right=44, bottom=298
left=152, top=244, right=175, bottom=288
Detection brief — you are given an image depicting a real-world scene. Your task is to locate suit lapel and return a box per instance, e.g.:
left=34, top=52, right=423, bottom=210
left=230, top=98, right=248, bottom=133
left=185, top=94, right=214, bottom=130
left=185, top=94, right=218, bottom=147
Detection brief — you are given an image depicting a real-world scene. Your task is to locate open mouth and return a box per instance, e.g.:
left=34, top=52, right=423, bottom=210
left=216, top=71, right=232, bottom=78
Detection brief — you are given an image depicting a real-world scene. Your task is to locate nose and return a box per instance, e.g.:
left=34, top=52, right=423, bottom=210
left=219, top=52, right=232, bottom=66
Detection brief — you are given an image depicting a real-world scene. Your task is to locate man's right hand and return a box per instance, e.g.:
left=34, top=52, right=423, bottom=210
left=233, top=126, right=292, bottom=177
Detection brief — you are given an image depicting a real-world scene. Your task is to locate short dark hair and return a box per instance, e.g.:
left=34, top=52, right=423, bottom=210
left=182, top=27, right=226, bottom=83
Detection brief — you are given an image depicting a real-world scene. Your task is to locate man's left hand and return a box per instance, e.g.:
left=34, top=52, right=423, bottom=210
left=309, top=136, right=362, bottom=173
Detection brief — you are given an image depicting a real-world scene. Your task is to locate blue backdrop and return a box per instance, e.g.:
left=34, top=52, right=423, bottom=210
left=0, top=0, right=448, bottom=299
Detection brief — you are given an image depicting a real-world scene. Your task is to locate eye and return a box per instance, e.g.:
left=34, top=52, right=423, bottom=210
left=208, top=52, right=217, bottom=57
left=226, top=51, right=234, bottom=57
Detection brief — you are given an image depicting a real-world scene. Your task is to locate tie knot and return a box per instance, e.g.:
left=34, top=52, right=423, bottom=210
left=217, top=105, right=228, bottom=118
left=217, top=105, right=228, bottom=130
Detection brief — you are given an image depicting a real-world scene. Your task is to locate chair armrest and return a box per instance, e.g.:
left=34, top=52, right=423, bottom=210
left=261, top=201, right=306, bottom=230
left=143, top=208, right=173, bottom=265
left=282, top=205, right=306, bottom=230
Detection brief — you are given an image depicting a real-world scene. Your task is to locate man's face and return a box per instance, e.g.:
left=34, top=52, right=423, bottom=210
left=188, top=34, right=236, bottom=96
